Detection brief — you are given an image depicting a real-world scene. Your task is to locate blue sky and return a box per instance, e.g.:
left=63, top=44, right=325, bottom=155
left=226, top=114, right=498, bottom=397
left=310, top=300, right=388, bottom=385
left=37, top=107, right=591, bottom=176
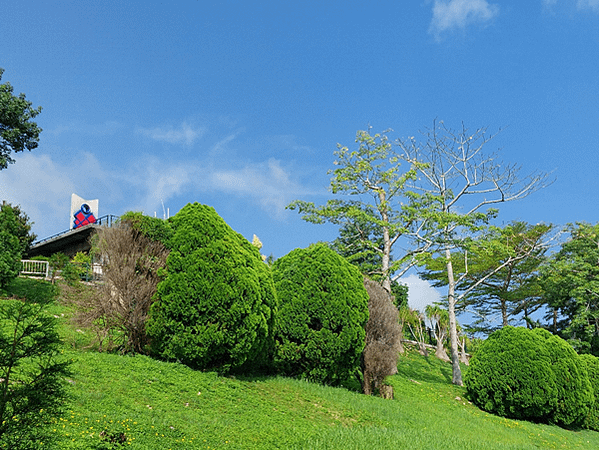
left=2, top=0, right=599, bottom=314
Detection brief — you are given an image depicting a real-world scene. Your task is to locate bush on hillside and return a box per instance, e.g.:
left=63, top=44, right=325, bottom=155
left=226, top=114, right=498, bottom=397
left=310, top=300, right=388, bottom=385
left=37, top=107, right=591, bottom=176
left=536, top=329, right=593, bottom=426
left=120, top=211, right=173, bottom=246
left=0, top=205, right=24, bottom=288
left=0, top=300, right=71, bottom=449
left=362, top=278, right=401, bottom=396
left=579, top=354, right=599, bottom=431
left=272, top=244, right=369, bottom=385
left=465, top=326, right=593, bottom=427
left=146, top=203, right=277, bottom=373
left=75, top=223, right=169, bottom=353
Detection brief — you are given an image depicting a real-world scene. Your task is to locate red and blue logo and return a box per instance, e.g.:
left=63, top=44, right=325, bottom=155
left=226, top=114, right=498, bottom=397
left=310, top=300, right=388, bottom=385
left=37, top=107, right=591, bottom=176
left=73, top=203, right=97, bottom=229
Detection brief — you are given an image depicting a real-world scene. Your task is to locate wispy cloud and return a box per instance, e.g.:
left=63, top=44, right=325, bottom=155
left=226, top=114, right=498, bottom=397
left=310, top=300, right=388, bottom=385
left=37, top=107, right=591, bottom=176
left=0, top=152, right=117, bottom=236
left=47, top=120, right=124, bottom=137
left=543, top=0, right=599, bottom=13
left=577, top=0, right=599, bottom=12
left=137, top=122, right=207, bottom=146
left=429, top=0, right=499, bottom=40
left=1, top=131, right=315, bottom=239
left=209, top=158, right=312, bottom=219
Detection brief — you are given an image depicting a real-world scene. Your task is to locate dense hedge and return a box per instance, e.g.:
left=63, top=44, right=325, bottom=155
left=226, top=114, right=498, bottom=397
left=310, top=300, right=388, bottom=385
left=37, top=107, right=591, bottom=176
left=464, top=326, right=593, bottom=427
left=146, top=203, right=277, bottom=373
left=579, top=354, right=599, bottom=431
left=272, top=244, right=369, bottom=385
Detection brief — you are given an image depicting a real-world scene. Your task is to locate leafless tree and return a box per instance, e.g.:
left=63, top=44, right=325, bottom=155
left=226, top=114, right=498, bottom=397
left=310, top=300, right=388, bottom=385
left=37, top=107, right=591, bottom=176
left=75, top=224, right=168, bottom=353
left=397, top=120, right=552, bottom=385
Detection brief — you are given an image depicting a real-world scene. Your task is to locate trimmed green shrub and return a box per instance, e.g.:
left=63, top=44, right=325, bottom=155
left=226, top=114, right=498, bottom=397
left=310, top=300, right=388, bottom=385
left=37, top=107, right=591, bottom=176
left=579, top=354, right=599, bottom=431
left=146, top=203, right=277, bottom=373
left=464, top=326, right=593, bottom=427
left=272, top=243, right=369, bottom=385
left=536, top=329, right=593, bottom=426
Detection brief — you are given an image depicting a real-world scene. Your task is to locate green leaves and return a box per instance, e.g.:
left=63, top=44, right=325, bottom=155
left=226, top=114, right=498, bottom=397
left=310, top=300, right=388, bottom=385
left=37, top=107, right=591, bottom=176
left=272, top=244, right=369, bottom=386
left=0, top=300, right=70, bottom=449
left=0, top=69, right=42, bottom=170
left=146, top=203, right=277, bottom=373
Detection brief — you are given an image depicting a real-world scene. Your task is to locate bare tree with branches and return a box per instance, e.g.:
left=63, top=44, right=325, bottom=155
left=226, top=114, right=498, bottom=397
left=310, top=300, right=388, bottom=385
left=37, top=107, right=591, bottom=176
left=397, top=120, right=552, bottom=385
left=76, top=223, right=169, bottom=353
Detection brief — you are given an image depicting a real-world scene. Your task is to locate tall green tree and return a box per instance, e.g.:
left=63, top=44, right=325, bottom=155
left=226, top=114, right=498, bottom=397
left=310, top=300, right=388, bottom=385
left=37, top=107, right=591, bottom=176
left=541, top=222, right=599, bottom=355
left=1, top=201, right=36, bottom=252
left=0, top=204, right=35, bottom=288
left=288, top=129, right=428, bottom=293
left=423, top=221, right=554, bottom=336
left=0, top=69, right=42, bottom=170
left=329, top=211, right=409, bottom=306
left=398, top=121, right=550, bottom=385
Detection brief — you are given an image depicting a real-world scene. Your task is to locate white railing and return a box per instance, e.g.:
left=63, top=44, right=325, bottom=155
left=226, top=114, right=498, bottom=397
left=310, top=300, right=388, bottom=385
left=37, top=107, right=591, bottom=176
left=20, top=260, right=50, bottom=279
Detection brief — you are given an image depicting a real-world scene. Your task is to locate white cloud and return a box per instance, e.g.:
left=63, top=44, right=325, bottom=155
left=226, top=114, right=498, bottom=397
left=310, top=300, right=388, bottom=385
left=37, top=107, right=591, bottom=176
left=209, top=158, right=310, bottom=219
left=429, top=0, right=499, bottom=39
left=578, top=0, right=599, bottom=12
left=0, top=152, right=116, bottom=237
left=543, top=0, right=599, bottom=13
left=137, top=122, right=206, bottom=146
left=400, top=273, right=442, bottom=312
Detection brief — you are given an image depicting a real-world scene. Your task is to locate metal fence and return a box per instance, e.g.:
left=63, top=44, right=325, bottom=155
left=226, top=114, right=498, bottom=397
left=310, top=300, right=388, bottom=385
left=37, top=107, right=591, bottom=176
left=20, top=260, right=50, bottom=278
left=32, top=214, right=120, bottom=246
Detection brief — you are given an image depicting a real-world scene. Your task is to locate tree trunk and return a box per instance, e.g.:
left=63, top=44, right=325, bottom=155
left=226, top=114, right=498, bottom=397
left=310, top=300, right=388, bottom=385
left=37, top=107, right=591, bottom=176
left=435, top=341, right=450, bottom=362
left=445, top=248, right=463, bottom=386
left=379, top=189, right=392, bottom=293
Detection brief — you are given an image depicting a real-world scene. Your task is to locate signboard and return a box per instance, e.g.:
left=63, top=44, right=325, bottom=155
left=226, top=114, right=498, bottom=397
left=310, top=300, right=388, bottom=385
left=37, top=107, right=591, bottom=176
left=70, top=194, right=99, bottom=229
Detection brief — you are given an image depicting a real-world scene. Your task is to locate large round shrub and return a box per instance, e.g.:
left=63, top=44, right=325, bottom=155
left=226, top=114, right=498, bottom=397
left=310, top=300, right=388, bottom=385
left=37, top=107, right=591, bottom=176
left=578, top=354, right=599, bottom=431
left=465, top=327, right=593, bottom=426
left=536, top=329, right=593, bottom=426
left=272, top=244, right=369, bottom=385
left=146, top=203, right=277, bottom=373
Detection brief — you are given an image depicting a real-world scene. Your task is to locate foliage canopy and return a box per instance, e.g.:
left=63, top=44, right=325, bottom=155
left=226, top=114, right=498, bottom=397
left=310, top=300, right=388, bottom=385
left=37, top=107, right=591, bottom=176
left=146, top=203, right=277, bottom=373
left=465, top=326, right=593, bottom=427
left=272, top=243, right=369, bottom=385
left=0, top=69, right=42, bottom=170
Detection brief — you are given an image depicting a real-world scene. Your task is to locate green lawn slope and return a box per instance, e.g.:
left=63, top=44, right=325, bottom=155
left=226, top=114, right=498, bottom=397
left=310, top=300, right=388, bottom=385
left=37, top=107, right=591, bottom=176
left=4, top=278, right=599, bottom=449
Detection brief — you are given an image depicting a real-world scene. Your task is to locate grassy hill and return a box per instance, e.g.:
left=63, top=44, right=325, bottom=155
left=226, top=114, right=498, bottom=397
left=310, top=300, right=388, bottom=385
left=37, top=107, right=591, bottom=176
left=4, top=278, right=599, bottom=449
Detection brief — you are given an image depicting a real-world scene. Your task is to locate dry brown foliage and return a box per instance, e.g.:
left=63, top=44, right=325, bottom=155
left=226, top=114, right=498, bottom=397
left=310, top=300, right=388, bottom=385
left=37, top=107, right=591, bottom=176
left=74, top=224, right=168, bottom=353
left=362, top=278, right=401, bottom=397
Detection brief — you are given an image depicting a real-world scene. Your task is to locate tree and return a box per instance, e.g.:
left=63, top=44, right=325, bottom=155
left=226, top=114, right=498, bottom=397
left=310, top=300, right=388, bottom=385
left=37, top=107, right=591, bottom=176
left=0, top=300, right=70, bottom=449
left=362, top=278, right=401, bottom=397
left=0, top=69, right=42, bottom=170
left=425, top=304, right=450, bottom=361
left=423, top=221, right=554, bottom=336
left=541, top=223, right=599, bottom=355
left=0, top=205, right=26, bottom=288
left=1, top=201, right=36, bottom=252
left=271, top=244, right=369, bottom=385
left=398, top=121, right=550, bottom=385
left=288, top=129, right=427, bottom=293
left=146, top=203, right=277, bottom=373
left=76, top=223, right=169, bottom=353
left=329, top=213, right=410, bottom=305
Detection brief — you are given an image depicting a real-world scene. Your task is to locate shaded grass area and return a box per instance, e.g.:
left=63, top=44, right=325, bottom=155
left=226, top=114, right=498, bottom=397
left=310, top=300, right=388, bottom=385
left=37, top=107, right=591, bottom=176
left=3, top=277, right=599, bottom=449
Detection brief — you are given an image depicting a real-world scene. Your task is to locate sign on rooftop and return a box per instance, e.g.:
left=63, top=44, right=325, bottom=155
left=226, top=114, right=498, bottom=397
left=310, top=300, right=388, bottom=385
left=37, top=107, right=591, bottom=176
left=70, top=194, right=99, bottom=230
